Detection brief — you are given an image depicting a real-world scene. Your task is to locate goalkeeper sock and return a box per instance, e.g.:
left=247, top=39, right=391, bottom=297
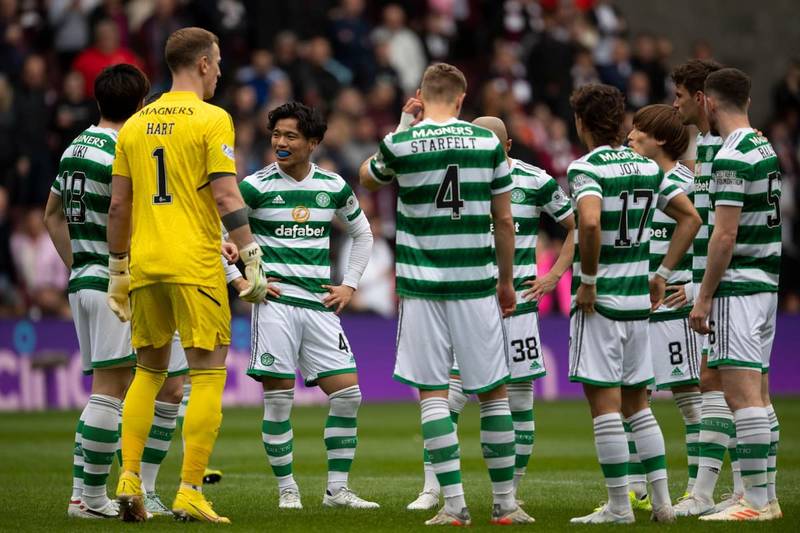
left=593, top=413, right=631, bottom=515
left=262, top=388, right=296, bottom=490
left=71, top=407, right=88, bottom=501
left=624, top=421, right=647, bottom=498
left=628, top=408, right=670, bottom=509
left=325, top=385, right=361, bottom=494
left=181, top=368, right=225, bottom=487
left=480, top=399, right=516, bottom=508
left=140, top=400, right=179, bottom=493
left=674, top=391, right=702, bottom=493
left=507, top=381, right=534, bottom=491
left=421, top=397, right=466, bottom=514
left=82, top=394, right=122, bottom=510
left=693, top=391, right=732, bottom=500
left=121, top=365, right=167, bottom=474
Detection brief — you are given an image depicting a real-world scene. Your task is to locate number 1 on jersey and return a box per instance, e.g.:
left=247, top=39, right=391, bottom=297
left=152, top=147, right=172, bottom=204
left=435, top=164, right=464, bottom=219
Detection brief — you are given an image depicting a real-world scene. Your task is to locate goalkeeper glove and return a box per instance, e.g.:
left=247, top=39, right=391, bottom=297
left=107, top=255, right=131, bottom=322
left=238, top=242, right=268, bottom=303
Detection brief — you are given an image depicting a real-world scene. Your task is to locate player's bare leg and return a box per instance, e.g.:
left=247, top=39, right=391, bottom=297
left=117, top=343, right=170, bottom=522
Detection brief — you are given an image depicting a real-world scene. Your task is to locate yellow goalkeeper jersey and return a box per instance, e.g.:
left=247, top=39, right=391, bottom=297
left=112, top=91, right=236, bottom=289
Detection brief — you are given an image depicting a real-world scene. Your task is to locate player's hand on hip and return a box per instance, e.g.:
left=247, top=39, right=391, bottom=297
left=649, top=275, right=666, bottom=311
left=221, top=241, right=239, bottom=264
left=663, top=284, right=689, bottom=309
left=107, top=256, right=131, bottom=322
left=576, top=283, right=596, bottom=314
left=522, top=273, right=557, bottom=301
left=689, top=297, right=712, bottom=335
left=497, top=281, right=516, bottom=318
left=322, top=284, right=354, bottom=314
left=238, top=242, right=268, bottom=303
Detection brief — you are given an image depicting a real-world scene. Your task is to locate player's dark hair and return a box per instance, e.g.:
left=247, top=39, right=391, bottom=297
left=165, top=27, right=219, bottom=73
left=570, top=83, right=625, bottom=146
left=268, top=101, right=327, bottom=142
left=94, top=64, right=150, bottom=122
left=633, top=104, right=690, bottom=161
left=420, top=63, right=467, bottom=103
left=705, top=68, right=751, bottom=111
left=671, top=59, right=723, bottom=95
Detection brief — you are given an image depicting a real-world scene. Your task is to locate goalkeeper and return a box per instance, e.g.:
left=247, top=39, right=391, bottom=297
left=105, top=27, right=267, bottom=524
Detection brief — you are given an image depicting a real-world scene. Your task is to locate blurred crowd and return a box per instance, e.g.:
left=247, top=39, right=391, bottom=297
left=1, top=0, right=799, bottom=318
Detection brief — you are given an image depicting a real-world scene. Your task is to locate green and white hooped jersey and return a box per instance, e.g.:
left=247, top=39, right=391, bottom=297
left=369, top=117, right=512, bottom=300
left=692, top=132, right=723, bottom=284
left=650, top=162, right=694, bottom=321
left=568, top=145, right=682, bottom=320
left=709, top=128, right=781, bottom=296
left=50, top=126, right=118, bottom=293
left=504, top=159, right=572, bottom=315
left=240, top=163, right=363, bottom=311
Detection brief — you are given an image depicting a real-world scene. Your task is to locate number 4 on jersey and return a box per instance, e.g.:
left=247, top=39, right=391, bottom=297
left=435, top=164, right=464, bottom=219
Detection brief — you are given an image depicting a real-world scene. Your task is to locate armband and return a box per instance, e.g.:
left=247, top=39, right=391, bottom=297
left=221, top=208, right=249, bottom=232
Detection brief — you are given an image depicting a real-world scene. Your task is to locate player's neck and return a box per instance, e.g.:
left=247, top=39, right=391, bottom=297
left=170, top=74, right=205, bottom=100
left=653, top=152, right=677, bottom=174
left=422, top=102, right=458, bottom=123
left=696, top=115, right=711, bottom=136
left=97, top=118, right=125, bottom=131
left=715, top=112, right=751, bottom=140
left=279, top=161, right=312, bottom=182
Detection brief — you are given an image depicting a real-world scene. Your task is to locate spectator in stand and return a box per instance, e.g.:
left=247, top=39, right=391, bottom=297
left=136, top=0, right=187, bottom=91
left=421, top=10, right=455, bottom=63
left=88, top=0, right=130, bottom=47
left=772, top=58, right=800, bottom=122
left=371, top=35, right=403, bottom=103
left=539, top=116, right=580, bottom=181
left=0, top=185, right=17, bottom=316
left=571, top=45, right=600, bottom=89
left=299, top=35, right=349, bottom=114
left=313, top=112, right=354, bottom=177
left=274, top=31, right=306, bottom=97
left=372, top=3, right=426, bottom=97
left=526, top=11, right=574, bottom=121
left=597, top=36, right=632, bottom=93
left=11, top=54, right=54, bottom=207
left=366, top=78, right=400, bottom=139
left=587, top=0, right=626, bottom=66
left=491, top=0, right=543, bottom=44
left=263, top=76, right=292, bottom=112
left=625, top=70, right=651, bottom=110
left=236, top=49, right=287, bottom=108
left=490, top=40, right=532, bottom=107
left=328, top=0, right=375, bottom=90
left=72, top=18, right=142, bottom=96
left=631, top=32, right=667, bottom=103
left=48, top=0, right=98, bottom=73
left=691, top=39, right=713, bottom=60
left=230, top=83, right=258, bottom=123
left=0, top=2, right=28, bottom=85
left=341, top=115, right=377, bottom=182
left=52, top=70, right=97, bottom=157
left=0, top=74, right=15, bottom=185
left=10, top=207, right=69, bottom=317
left=335, top=86, right=366, bottom=120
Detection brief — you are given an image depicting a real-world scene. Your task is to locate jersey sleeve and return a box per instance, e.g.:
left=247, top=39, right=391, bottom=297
left=51, top=174, right=63, bottom=197
left=205, top=109, right=237, bottom=180
left=490, top=142, right=513, bottom=194
left=656, top=171, right=683, bottom=210
left=335, top=182, right=363, bottom=222
left=368, top=135, right=397, bottom=184
left=111, top=128, right=131, bottom=178
left=238, top=178, right=260, bottom=210
left=540, top=177, right=573, bottom=222
left=711, top=157, right=749, bottom=207
left=568, top=161, right=602, bottom=201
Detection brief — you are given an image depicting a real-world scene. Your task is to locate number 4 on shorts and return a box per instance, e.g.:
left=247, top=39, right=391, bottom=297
left=338, top=333, right=350, bottom=352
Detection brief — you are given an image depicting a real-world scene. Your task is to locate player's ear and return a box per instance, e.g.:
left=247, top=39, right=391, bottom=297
left=506, top=138, right=513, bottom=153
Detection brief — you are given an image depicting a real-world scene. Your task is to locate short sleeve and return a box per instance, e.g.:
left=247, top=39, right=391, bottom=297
left=656, top=172, right=683, bottom=211
left=368, top=136, right=397, bottom=184
left=540, top=177, right=573, bottom=222
left=711, top=157, right=749, bottom=207
left=111, top=129, right=130, bottom=178
left=568, top=161, right=602, bottom=201
left=205, top=109, right=237, bottom=179
left=238, top=178, right=260, bottom=210
left=490, top=142, right=513, bottom=195
left=51, top=174, right=63, bottom=197
left=335, top=182, right=363, bottom=222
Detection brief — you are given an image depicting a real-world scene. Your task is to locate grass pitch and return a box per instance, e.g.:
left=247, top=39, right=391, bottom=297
left=0, top=398, right=797, bottom=532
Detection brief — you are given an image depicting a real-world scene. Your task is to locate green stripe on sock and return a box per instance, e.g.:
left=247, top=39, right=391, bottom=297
left=515, top=430, right=534, bottom=445
left=262, top=420, right=291, bottom=435
left=325, top=415, right=357, bottom=428
left=435, top=469, right=462, bottom=487
left=480, top=415, right=514, bottom=432
left=511, top=410, right=534, bottom=422
left=702, top=417, right=735, bottom=436
left=82, top=472, right=110, bottom=486
left=73, top=464, right=84, bottom=478
left=83, top=448, right=115, bottom=465
left=324, top=436, right=358, bottom=450
left=628, top=462, right=646, bottom=475
left=428, top=443, right=460, bottom=464
left=81, top=425, right=118, bottom=443
left=601, top=462, right=628, bottom=478
left=328, top=458, right=353, bottom=472
left=147, top=425, right=175, bottom=441
left=515, top=454, right=531, bottom=469
left=700, top=443, right=727, bottom=461
left=265, top=441, right=293, bottom=457
left=482, top=441, right=515, bottom=458
left=488, top=466, right=514, bottom=482
left=642, top=455, right=667, bottom=472
left=422, top=417, right=454, bottom=439
left=141, top=447, right=168, bottom=464
left=271, top=463, right=293, bottom=477
left=737, top=443, right=771, bottom=458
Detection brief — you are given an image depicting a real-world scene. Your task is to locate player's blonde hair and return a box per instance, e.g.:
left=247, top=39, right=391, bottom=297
left=165, top=27, right=219, bottom=73
left=420, top=63, right=467, bottom=103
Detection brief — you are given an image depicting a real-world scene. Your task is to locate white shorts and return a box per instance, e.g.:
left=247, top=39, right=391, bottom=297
left=569, top=310, right=653, bottom=388
left=394, top=295, right=508, bottom=395
left=167, top=332, right=189, bottom=377
left=708, top=293, right=777, bottom=373
left=247, top=301, right=356, bottom=386
left=451, top=311, right=545, bottom=383
left=69, top=289, right=135, bottom=374
left=649, top=317, right=701, bottom=390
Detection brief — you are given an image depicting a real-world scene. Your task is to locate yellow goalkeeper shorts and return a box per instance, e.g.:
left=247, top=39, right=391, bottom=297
left=130, top=282, right=231, bottom=351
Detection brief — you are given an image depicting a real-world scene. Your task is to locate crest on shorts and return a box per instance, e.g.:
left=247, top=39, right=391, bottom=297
left=511, top=188, right=525, bottom=204
left=315, top=192, right=331, bottom=207
left=292, top=205, right=310, bottom=222
left=260, top=353, right=275, bottom=366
